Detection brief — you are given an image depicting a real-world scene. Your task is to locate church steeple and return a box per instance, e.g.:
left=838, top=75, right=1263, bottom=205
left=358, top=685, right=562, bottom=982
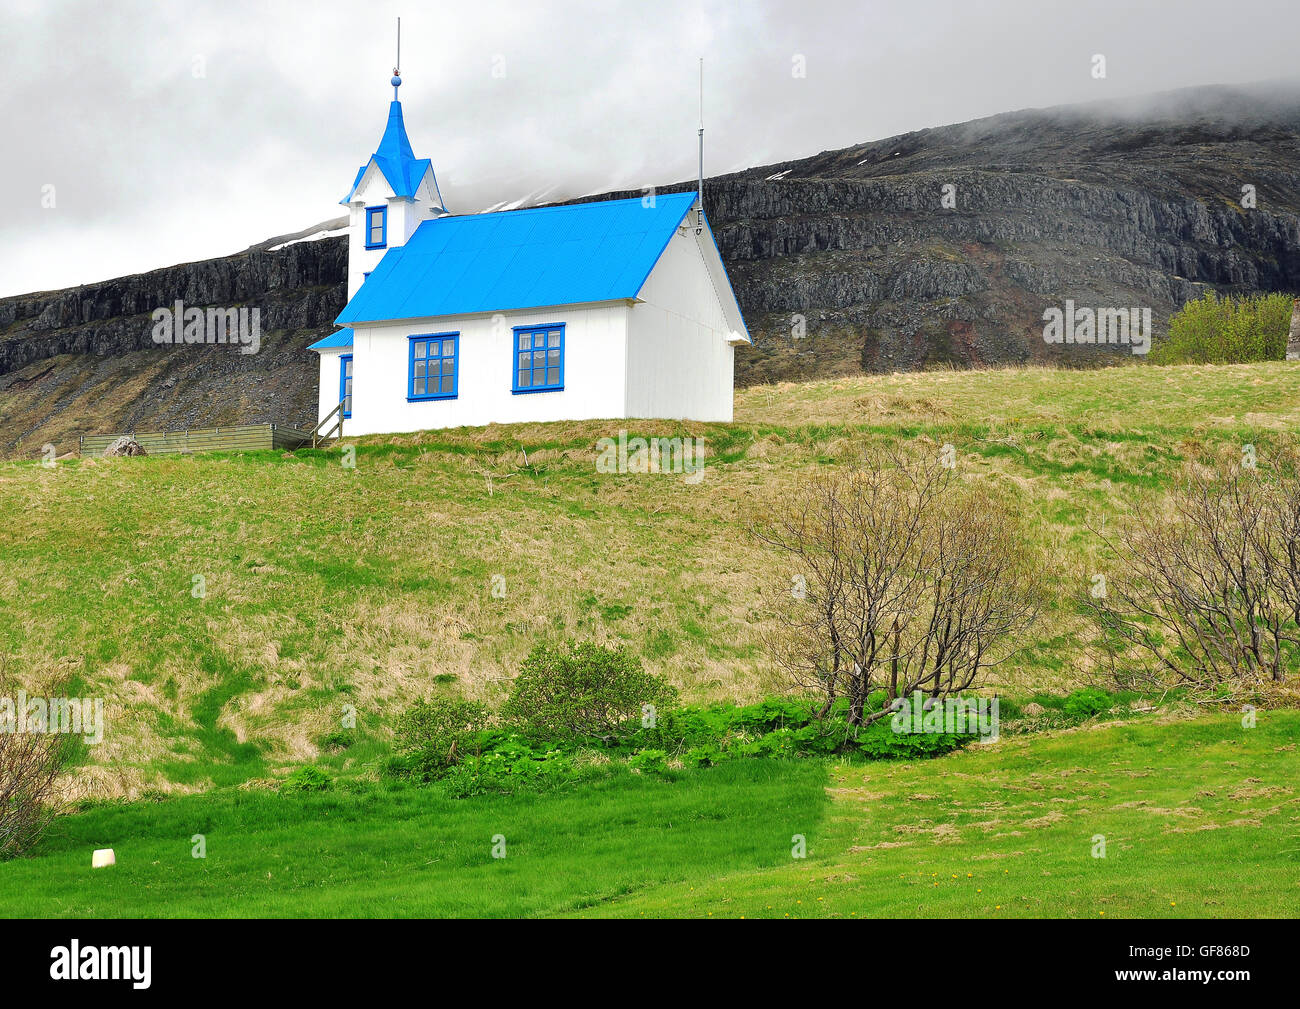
left=339, top=77, right=444, bottom=210
left=337, top=22, right=448, bottom=298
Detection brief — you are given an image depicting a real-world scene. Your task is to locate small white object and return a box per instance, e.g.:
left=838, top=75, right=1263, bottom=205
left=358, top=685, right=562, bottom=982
left=91, top=848, right=116, bottom=868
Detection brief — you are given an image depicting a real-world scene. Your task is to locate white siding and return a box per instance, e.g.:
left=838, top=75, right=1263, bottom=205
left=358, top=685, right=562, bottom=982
left=341, top=303, right=630, bottom=436
left=344, top=166, right=442, bottom=299
left=316, top=347, right=347, bottom=425
left=625, top=225, right=737, bottom=422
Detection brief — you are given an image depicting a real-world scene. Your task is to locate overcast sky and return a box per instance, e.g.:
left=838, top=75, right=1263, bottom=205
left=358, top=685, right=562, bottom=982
left=2, top=0, right=1299, bottom=297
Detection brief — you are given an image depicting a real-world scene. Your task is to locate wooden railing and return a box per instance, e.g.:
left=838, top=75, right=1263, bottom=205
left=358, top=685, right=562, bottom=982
left=309, top=399, right=347, bottom=448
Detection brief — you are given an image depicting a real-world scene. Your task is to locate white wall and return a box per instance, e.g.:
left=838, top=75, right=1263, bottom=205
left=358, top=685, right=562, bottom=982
left=322, top=196, right=744, bottom=435
left=625, top=224, right=737, bottom=422
left=341, top=303, right=630, bottom=435
left=344, top=166, right=441, bottom=299
left=315, top=347, right=348, bottom=425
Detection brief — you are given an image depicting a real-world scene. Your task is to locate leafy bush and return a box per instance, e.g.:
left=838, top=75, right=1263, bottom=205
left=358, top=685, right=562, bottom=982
left=852, top=721, right=970, bottom=759
left=440, top=735, right=579, bottom=798
left=281, top=765, right=333, bottom=792
left=388, top=697, right=490, bottom=782
left=1150, top=291, right=1292, bottom=364
left=634, top=696, right=969, bottom=763
left=501, top=642, right=677, bottom=743
left=627, top=748, right=670, bottom=774
left=383, top=647, right=982, bottom=802
left=1062, top=687, right=1113, bottom=720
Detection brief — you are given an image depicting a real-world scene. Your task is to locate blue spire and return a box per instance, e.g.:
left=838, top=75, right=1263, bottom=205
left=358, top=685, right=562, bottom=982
left=376, top=100, right=416, bottom=164
left=339, top=44, right=448, bottom=212
left=339, top=94, right=436, bottom=205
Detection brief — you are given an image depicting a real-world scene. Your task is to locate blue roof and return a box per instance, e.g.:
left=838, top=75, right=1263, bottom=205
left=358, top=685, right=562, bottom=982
left=336, top=192, right=700, bottom=325
left=307, top=328, right=354, bottom=351
left=340, top=102, right=435, bottom=204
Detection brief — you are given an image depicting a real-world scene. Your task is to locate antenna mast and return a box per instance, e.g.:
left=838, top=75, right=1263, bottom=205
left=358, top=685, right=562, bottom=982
left=392, top=17, right=402, bottom=99
left=696, top=57, right=704, bottom=235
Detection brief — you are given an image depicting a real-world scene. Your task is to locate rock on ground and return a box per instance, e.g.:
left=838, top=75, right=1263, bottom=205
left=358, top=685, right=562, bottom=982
left=102, top=436, right=147, bottom=457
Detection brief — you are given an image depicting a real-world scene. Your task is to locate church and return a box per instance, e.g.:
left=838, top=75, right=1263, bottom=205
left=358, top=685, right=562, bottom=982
left=309, top=65, right=750, bottom=436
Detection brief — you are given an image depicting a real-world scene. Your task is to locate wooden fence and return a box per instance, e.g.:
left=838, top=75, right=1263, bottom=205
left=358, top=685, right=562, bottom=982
left=80, top=423, right=316, bottom=457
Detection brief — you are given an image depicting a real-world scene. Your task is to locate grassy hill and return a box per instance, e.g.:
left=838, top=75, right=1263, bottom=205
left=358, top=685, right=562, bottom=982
left=2, top=362, right=1298, bottom=798
left=3, top=362, right=1299, bottom=917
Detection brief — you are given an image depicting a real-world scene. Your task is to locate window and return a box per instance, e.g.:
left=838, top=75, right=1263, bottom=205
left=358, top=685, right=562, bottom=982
left=512, top=324, right=564, bottom=393
left=339, top=354, right=353, bottom=418
left=365, top=206, right=387, bottom=249
left=409, top=333, right=458, bottom=400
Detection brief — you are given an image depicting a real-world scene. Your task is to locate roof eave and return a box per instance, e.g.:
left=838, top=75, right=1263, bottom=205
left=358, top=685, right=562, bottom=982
left=336, top=297, right=638, bottom=329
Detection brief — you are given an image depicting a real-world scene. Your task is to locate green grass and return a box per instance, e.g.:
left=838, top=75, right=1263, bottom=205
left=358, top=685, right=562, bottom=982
left=578, top=711, right=1300, bottom=919
left=0, top=760, right=828, bottom=918
left=4, top=359, right=1300, bottom=917
left=3, top=713, right=1294, bottom=917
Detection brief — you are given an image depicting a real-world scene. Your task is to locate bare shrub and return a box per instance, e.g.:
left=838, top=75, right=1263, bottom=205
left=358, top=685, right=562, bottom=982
left=0, top=659, right=76, bottom=860
left=751, top=445, right=1038, bottom=725
left=1089, top=450, right=1300, bottom=691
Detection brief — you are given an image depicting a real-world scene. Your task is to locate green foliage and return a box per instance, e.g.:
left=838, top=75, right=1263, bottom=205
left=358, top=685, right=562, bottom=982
left=316, top=729, right=354, bottom=753
left=501, top=641, right=677, bottom=743
left=387, top=697, right=491, bottom=782
left=1151, top=291, right=1293, bottom=364
left=280, top=765, right=333, bottom=793
left=627, top=748, right=670, bottom=775
left=1062, top=687, right=1114, bottom=720
left=440, top=735, right=579, bottom=798
left=633, top=695, right=969, bottom=764
left=851, top=720, right=969, bottom=759
left=385, top=683, right=978, bottom=800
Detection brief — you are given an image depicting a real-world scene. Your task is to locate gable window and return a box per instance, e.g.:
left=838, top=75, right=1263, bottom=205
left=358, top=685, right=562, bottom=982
left=339, top=354, right=353, bottom=418
left=365, top=206, right=387, bottom=249
left=409, top=333, right=458, bottom=400
left=512, top=324, right=564, bottom=393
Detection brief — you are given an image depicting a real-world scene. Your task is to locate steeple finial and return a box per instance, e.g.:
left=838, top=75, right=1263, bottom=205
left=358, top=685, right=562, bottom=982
left=391, top=17, right=402, bottom=99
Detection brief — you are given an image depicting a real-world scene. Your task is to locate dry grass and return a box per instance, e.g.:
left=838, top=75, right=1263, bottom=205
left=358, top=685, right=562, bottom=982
left=2, top=361, right=1298, bottom=794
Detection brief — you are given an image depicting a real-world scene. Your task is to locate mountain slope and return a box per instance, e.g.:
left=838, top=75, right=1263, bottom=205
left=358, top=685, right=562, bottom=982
left=3, top=82, right=1299, bottom=458
left=708, top=80, right=1300, bottom=380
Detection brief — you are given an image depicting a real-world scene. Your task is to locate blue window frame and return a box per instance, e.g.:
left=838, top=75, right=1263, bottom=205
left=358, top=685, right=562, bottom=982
left=339, top=354, right=353, bottom=418
left=409, top=333, right=458, bottom=400
left=365, top=206, right=387, bottom=249
left=512, top=323, right=564, bottom=393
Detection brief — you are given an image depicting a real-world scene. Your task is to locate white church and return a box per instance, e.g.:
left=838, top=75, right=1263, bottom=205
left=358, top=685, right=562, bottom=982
left=309, top=65, right=750, bottom=436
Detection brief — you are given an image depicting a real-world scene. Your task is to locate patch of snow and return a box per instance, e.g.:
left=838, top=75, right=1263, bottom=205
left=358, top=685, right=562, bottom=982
left=765, top=169, right=793, bottom=181
left=269, top=228, right=347, bottom=252
left=479, top=186, right=562, bottom=214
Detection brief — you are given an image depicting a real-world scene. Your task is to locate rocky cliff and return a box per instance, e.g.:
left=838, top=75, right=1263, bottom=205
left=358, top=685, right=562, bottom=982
left=3, top=82, right=1299, bottom=456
